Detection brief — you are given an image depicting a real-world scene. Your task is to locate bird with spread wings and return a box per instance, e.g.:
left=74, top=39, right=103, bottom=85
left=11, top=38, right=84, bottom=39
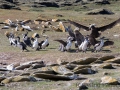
left=68, top=18, right=120, bottom=38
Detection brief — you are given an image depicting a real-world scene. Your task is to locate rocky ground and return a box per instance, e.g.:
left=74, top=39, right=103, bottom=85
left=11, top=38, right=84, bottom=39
left=0, top=0, right=120, bottom=90
left=0, top=55, right=120, bottom=90
left=0, top=0, right=112, bottom=9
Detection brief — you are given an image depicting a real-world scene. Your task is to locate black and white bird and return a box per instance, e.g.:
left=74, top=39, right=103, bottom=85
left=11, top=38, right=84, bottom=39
left=41, top=36, right=49, bottom=49
left=22, top=25, right=33, bottom=31
left=32, top=37, right=39, bottom=50
left=16, top=36, right=28, bottom=52
left=54, top=36, right=73, bottom=52
left=80, top=36, right=89, bottom=53
left=22, top=32, right=32, bottom=47
left=5, top=32, right=17, bottom=46
left=8, top=36, right=17, bottom=47
left=92, top=37, right=105, bottom=52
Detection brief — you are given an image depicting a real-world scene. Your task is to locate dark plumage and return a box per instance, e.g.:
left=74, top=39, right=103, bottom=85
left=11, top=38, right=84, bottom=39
left=38, top=41, right=44, bottom=49
left=16, top=36, right=28, bottom=52
left=66, top=26, right=84, bottom=48
left=68, top=18, right=120, bottom=38
left=22, top=32, right=32, bottom=47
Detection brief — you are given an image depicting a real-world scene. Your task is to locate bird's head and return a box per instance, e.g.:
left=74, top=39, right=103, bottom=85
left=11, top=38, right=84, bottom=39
left=100, top=36, right=105, bottom=40
left=89, top=24, right=96, bottom=30
left=32, top=33, right=40, bottom=38
left=67, top=36, right=73, bottom=41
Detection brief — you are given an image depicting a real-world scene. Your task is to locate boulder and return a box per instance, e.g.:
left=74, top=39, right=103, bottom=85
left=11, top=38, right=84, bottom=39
left=101, top=76, right=119, bottom=85
left=78, top=79, right=93, bottom=90
left=70, top=57, right=98, bottom=65
left=52, top=66, right=74, bottom=75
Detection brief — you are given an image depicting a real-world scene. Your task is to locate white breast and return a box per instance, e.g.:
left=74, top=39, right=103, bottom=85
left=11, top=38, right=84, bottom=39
left=82, top=40, right=89, bottom=51
left=33, top=39, right=38, bottom=48
left=66, top=41, right=72, bottom=50
left=96, top=40, right=104, bottom=51
left=78, top=42, right=84, bottom=50
left=42, top=39, right=48, bottom=49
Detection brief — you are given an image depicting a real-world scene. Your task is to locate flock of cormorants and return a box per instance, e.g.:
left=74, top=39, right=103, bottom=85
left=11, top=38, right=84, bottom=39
left=3, top=17, right=120, bottom=53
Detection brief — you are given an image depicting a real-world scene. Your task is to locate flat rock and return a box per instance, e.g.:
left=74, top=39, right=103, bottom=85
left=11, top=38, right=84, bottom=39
left=52, top=66, right=74, bottom=75
left=12, top=76, right=36, bottom=82
left=70, top=57, right=98, bottom=65
left=101, top=76, right=119, bottom=85
left=99, top=63, right=114, bottom=69
left=20, top=73, right=30, bottom=76
left=65, top=64, right=77, bottom=70
left=15, top=64, right=31, bottom=70
left=73, top=68, right=96, bottom=74
left=73, top=65, right=91, bottom=71
left=56, top=58, right=69, bottom=65
left=30, top=63, right=45, bottom=69
left=92, top=60, right=103, bottom=64
left=0, top=68, right=8, bottom=71
left=98, top=55, right=115, bottom=61
left=21, top=60, right=44, bottom=65
left=1, top=77, right=13, bottom=84
left=1, top=76, right=36, bottom=83
left=33, top=73, right=72, bottom=80
left=104, top=57, right=120, bottom=64
left=33, top=67, right=55, bottom=74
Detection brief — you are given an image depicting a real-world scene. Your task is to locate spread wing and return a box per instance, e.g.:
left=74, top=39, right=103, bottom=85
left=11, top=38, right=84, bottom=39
left=97, top=18, right=120, bottom=32
left=66, top=26, right=75, bottom=41
left=68, top=20, right=89, bottom=31
left=54, top=39, right=67, bottom=47
left=74, top=30, right=84, bottom=45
